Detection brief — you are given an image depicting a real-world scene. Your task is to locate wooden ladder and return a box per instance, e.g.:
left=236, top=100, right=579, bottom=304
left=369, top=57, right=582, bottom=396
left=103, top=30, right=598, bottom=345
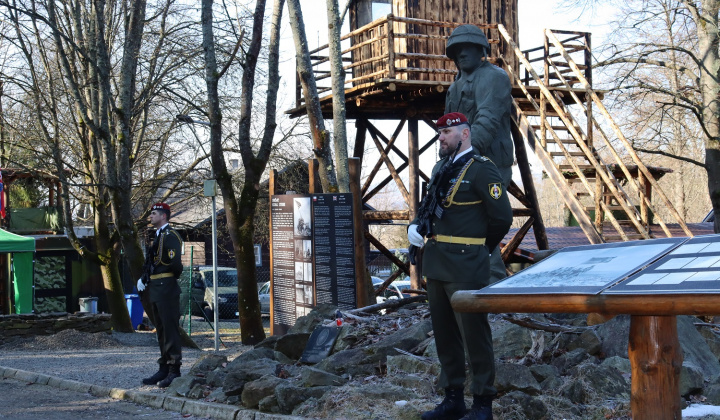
left=498, top=26, right=692, bottom=243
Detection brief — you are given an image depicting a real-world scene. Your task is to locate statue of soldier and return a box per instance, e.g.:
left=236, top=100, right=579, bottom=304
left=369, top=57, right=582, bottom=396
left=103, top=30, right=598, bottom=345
left=445, top=24, right=514, bottom=285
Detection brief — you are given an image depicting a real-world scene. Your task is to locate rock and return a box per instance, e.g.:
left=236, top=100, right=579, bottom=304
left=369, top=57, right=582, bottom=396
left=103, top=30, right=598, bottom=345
left=680, top=362, right=705, bottom=397
left=226, top=347, right=276, bottom=369
left=567, top=329, right=602, bottom=355
left=167, top=374, right=203, bottom=397
left=316, top=320, right=432, bottom=377
left=188, top=353, right=228, bottom=376
left=301, top=366, right=347, bottom=387
left=529, top=364, right=558, bottom=383
left=561, top=378, right=587, bottom=404
left=254, top=335, right=279, bottom=350
left=601, top=356, right=632, bottom=374
left=241, top=374, right=286, bottom=408
left=496, top=390, right=548, bottom=419
left=388, top=373, right=435, bottom=395
left=275, top=333, right=311, bottom=360
left=187, top=382, right=207, bottom=399
left=258, top=393, right=281, bottom=413
left=370, top=318, right=432, bottom=353
left=540, top=375, right=564, bottom=391
left=223, top=358, right=279, bottom=396
left=423, top=339, right=437, bottom=359
left=492, top=321, right=534, bottom=359
left=276, top=383, right=333, bottom=414
left=206, top=387, right=229, bottom=404
left=597, top=315, right=720, bottom=382
left=386, top=354, right=440, bottom=376
left=205, top=368, right=228, bottom=387
left=596, top=315, right=630, bottom=358
left=551, top=348, right=590, bottom=374
left=703, top=383, right=720, bottom=405
left=288, top=304, right=336, bottom=334
left=574, top=363, right=629, bottom=398
left=698, top=326, right=720, bottom=362
left=678, top=316, right=720, bottom=382
left=494, top=362, right=541, bottom=394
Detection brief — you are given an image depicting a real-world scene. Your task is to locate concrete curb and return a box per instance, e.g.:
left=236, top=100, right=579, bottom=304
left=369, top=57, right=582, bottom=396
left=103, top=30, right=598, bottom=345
left=0, top=365, right=306, bottom=419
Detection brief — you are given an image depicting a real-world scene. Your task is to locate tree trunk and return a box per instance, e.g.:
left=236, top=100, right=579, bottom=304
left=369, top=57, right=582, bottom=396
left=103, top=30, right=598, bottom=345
left=201, top=0, right=268, bottom=344
left=695, top=0, right=720, bottom=233
left=326, top=0, right=350, bottom=193
left=286, top=0, right=338, bottom=193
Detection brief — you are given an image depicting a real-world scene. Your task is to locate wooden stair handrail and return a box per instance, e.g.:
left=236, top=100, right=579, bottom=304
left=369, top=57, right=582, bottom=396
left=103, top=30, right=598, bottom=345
left=545, top=29, right=693, bottom=237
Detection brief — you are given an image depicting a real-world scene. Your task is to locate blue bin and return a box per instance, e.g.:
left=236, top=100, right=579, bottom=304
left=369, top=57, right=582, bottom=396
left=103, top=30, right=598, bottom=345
left=125, top=294, right=144, bottom=330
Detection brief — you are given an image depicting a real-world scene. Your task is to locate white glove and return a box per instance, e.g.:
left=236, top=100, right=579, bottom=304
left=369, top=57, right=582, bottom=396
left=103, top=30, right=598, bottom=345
left=407, top=224, right=425, bottom=247
left=136, top=278, right=146, bottom=292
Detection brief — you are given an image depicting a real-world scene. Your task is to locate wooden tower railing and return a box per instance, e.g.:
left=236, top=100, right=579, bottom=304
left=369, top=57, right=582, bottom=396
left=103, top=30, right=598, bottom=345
left=498, top=25, right=692, bottom=243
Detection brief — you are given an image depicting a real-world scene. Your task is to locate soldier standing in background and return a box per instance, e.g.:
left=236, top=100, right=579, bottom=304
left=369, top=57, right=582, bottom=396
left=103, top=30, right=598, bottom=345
left=445, top=24, right=515, bottom=285
left=137, top=202, right=184, bottom=388
left=408, top=113, right=513, bottom=420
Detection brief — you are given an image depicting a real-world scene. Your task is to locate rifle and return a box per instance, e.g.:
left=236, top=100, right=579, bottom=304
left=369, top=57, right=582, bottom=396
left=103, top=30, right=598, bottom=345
left=409, top=150, right=461, bottom=265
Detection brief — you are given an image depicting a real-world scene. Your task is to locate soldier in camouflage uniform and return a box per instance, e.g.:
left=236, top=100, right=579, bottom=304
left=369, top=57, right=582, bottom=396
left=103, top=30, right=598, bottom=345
left=137, top=202, right=184, bottom=388
left=408, top=113, right=512, bottom=420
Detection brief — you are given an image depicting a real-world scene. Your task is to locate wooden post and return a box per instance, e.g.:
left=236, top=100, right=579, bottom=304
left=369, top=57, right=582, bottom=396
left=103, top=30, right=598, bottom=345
left=308, top=159, right=320, bottom=194
left=268, top=169, right=278, bottom=336
left=628, top=315, right=682, bottom=420
left=408, top=118, right=421, bottom=289
left=349, top=158, right=369, bottom=308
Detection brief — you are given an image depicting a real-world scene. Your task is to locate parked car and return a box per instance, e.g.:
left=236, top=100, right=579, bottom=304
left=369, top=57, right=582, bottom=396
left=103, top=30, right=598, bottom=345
left=188, top=267, right=239, bottom=319
left=258, top=281, right=270, bottom=315
left=374, top=279, right=413, bottom=303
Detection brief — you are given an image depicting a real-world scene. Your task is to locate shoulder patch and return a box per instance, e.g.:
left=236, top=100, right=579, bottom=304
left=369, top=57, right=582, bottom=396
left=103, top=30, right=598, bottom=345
left=489, top=183, right=502, bottom=200
left=168, top=249, right=175, bottom=259
left=473, top=154, right=489, bottom=162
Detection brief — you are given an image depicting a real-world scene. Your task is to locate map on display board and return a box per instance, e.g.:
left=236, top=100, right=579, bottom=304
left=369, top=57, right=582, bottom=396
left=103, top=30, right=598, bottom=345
left=605, top=235, right=720, bottom=294
left=270, top=193, right=356, bottom=335
left=480, top=237, right=687, bottom=295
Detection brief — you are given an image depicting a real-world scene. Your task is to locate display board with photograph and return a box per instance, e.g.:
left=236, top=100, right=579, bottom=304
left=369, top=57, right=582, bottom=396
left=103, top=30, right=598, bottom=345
left=270, top=193, right=356, bottom=335
left=480, top=238, right=687, bottom=295
left=606, top=235, right=720, bottom=294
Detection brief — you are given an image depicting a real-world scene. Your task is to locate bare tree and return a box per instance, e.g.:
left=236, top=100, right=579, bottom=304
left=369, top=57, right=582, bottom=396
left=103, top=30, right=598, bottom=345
left=286, top=0, right=339, bottom=193
left=201, top=0, right=289, bottom=344
left=567, top=0, right=720, bottom=231
left=326, top=0, right=349, bottom=193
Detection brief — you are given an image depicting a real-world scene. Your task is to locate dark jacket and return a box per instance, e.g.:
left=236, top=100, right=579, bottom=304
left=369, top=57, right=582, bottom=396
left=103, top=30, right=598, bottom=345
left=412, top=155, right=513, bottom=284
left=147, top=226, right=183, bottom=303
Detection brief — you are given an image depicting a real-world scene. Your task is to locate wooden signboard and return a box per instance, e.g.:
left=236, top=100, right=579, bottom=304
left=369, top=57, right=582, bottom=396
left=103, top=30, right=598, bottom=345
left=452, top=234, right=720, bottom=420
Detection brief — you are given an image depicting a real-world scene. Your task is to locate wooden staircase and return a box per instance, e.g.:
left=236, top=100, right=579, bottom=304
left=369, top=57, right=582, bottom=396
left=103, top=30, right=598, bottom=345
left=497, top=26, right=692, bottom=243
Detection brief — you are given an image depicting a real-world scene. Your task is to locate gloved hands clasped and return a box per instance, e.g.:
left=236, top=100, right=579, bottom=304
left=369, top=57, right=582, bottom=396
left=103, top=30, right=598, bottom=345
left=407, top=224, right=425, bottom=247
left=137, top=278, right=146, bottom=292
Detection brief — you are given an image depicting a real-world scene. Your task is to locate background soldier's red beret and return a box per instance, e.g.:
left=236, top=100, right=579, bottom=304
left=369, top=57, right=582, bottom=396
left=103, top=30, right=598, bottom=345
left=152, top=202, right=170, bottom=213
left=436, top=112, right=469, bottom=129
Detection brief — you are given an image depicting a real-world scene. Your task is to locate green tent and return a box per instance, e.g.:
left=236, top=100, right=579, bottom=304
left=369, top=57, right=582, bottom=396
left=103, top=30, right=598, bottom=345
left=0, top=229, right=35, bottom=313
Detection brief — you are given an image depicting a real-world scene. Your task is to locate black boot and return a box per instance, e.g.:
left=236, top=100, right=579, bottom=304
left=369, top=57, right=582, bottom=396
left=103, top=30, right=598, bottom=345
left=459, top=395, right=493, bottom=420
left=142, top=364, right=169, bottom=385
left=421, top=387, right=467, bottom=420
left=158, top=363, right=181, bottom=388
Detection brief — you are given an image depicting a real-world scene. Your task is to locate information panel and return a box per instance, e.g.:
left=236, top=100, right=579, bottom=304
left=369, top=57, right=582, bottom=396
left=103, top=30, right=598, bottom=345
left=270, top=193, right=356, bottom=334
left=481, top=238, right=686, bottom=295
left=606, top=235, right=720, bottom=294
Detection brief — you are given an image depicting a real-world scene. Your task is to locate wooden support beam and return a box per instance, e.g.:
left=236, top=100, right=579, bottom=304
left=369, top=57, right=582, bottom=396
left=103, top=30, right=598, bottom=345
left=408, top=119, right=421, bottom=290
left=349, top=158, right=369, bottom=308
left=364, top=230, right=410, bottom=276
left=501, top=216, right=534, bottom=262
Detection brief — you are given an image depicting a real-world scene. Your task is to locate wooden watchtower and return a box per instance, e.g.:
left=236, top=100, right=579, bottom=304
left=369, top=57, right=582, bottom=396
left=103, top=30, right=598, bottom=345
left=288, top=0, right=692, bottom=288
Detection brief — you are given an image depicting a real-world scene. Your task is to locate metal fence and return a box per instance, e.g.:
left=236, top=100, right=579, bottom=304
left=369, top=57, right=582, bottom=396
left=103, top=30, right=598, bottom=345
left=176, top=259, right=271, bottom=348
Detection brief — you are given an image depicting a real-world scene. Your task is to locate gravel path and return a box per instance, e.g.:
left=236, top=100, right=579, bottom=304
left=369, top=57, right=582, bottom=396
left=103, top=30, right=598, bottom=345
left=0, top=330, right=252, bottom=392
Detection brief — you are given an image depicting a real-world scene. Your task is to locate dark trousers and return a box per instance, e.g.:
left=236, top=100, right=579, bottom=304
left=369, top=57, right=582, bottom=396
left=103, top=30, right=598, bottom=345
left=150, top=298, right=182, bottom=366
left=427, top=278, right=496, bottom=396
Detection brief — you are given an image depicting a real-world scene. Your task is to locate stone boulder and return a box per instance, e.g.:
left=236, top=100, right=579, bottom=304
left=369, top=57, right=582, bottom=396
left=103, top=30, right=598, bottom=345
left=223, top=358, right=279, bottom=396
left=494, top=362, right=541, bottom=394
left=241, top=374, right=286, bottom=408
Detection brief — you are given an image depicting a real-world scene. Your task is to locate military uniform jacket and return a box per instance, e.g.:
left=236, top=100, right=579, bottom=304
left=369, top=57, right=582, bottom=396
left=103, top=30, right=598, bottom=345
left=413, top=155, right=513, bottom=284
left=147, top=226, right=184, bottom=303
left=445, top=61, right=514, bottom=170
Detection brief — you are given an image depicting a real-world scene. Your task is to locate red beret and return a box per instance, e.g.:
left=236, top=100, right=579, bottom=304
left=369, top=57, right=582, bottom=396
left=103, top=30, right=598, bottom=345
left=436, top=112, right=469, bottom=130
left=152, top=202, right=170, bottom=212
